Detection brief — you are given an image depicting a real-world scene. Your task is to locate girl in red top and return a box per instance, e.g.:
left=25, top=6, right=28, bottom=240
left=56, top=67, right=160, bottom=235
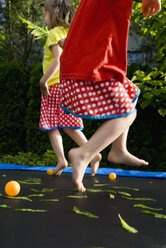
left=60, top=0, right=161, bottom=191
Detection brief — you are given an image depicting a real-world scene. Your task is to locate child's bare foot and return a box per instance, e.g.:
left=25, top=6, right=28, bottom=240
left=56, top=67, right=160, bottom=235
left=107, top=150, right=149, bottom=166
left=90, top=153, right=102, bottom=176
left=68, top=148, right=89, bottom=192
left=53, top=160, right=68, bottom=176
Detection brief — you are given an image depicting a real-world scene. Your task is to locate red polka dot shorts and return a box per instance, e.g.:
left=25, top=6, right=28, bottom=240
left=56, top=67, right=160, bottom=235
left=39, top=84, right=83, bottom=131
left=60, top=78, right=140, bottom=119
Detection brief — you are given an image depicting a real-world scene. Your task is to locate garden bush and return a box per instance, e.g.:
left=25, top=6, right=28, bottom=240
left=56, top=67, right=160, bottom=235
left=0, top=150, right=58, bottom=167
left=0, top=61, right=29, bottom=153
left=25, top=63, right=51, bottom=153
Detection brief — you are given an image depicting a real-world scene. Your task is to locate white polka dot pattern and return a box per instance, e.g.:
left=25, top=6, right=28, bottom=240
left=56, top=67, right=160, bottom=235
left=39, top=84, right=83, bottom=131
left=60, top=78, right=139, bottom=118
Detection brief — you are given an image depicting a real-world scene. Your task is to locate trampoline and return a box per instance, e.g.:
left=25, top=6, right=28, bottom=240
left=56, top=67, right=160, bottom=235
left=0, top=164, right=166, bottom=248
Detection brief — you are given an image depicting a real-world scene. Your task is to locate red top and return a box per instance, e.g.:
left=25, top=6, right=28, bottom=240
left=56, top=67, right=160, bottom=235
left=60, top=0, right=132, bottom=83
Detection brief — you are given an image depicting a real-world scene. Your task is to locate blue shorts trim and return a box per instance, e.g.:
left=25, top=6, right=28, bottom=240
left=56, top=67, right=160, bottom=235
left=60, top=106, right=137, bottom=120
left=59, top=126, right=83, bottom=130
left=39, top=126, right=83, bottom=131
left=132, top=89, right=140, bottom=103
left=39, top=127, right=59, bottom=131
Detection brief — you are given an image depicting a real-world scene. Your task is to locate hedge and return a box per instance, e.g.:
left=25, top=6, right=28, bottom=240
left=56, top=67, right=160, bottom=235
left=0, top=61, right=165, bottom=171
left=0, top=61, right=29, bottom=153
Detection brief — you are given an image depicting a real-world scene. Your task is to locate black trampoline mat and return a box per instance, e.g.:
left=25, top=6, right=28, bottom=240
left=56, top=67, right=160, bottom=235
left=0, top=170, right=166, bottom=248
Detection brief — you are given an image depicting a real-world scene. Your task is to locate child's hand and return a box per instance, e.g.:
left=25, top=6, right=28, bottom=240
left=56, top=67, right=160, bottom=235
left=40, top=80, right=50, bottom=97
left=142, top=0, right=161, bottom=19
left=58, top=38, right=65, bottom=48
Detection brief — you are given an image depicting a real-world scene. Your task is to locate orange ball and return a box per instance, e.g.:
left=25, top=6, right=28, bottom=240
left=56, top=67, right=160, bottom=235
left=47, top=168, right=53, bottom=176
left=5, top=181, right=20, bottom=196
left=109, top=172, right=116, bottom=181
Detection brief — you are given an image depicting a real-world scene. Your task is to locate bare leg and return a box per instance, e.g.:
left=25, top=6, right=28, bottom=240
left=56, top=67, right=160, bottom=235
left=107, top=128, right=148, bottom=166
left=48, top=129, right=68, bottom=176
left=64, top=129, right=102, bottom=176
left=107, top=98, right=148, bottom=166
left=64, top=129, right=87, bottom=146
left=69, top=112, right=137, bottom=192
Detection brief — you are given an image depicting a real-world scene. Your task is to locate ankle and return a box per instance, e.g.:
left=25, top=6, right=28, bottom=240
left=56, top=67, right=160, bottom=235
left=57, top=157, right=68, bottom=164
left=110, top=147, right=127, bottom=154
left=70, top=147, right=92, bottom=162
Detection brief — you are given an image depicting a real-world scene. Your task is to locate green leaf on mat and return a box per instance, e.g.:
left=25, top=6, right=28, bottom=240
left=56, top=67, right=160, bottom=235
left=87, top=189, right=104, bottom=193
left=94, top=184, right=109, bottom=187
left=73, top=206, right=99, bottom=219
left=118, top=191, right=131, bottom=197
left=112, top=186, right=139, bottom=191
left=2, top=175, right=7, bottom=177
left=31, top=188, right=56, bottom=193
left=0, top=194, right=32, bottom=202
left=40, top=199, right=59, bottom=202
left=122, top=196, right=156, bottom=201
left=134, top=204, right=163, bottom=211
left=18, top=178, right=41, bottom=185
left=18, top=181, right=32, bottom=185
left=28, top=194, right=45, bottom=198
left=118, top=214, right=138, bottom=234
left=109, top=193, right=115, bottom=199
left=14, top=208, right=48, bottom=212
left=142, top=210, right=166, bottom=219
left=0, top=204, right=11, bottom=208
left=27, top=178, right=41, bottom=181
left=67, top=195, right=88, bottom=199
left=87, top=188, right=116, bottom=193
